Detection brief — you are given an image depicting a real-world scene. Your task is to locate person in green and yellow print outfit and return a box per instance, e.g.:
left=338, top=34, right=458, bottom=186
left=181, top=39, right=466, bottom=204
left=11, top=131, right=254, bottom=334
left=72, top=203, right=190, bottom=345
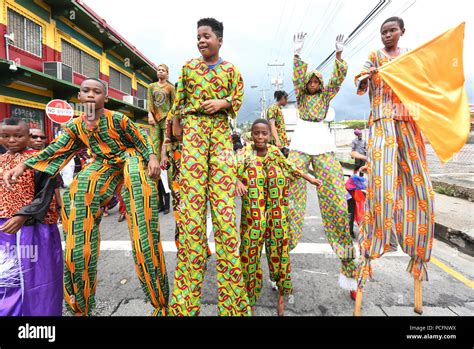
left=4, top=78, right=169, bottom=316
left=287, top=32, right=359, bottom=300
left=235, top=119, right=321, bottom=316
left=266, top=90, right=290, bottom=155
left=167, top=18, right=251, bottom=316
left=148, top=64, right=175, bottom=214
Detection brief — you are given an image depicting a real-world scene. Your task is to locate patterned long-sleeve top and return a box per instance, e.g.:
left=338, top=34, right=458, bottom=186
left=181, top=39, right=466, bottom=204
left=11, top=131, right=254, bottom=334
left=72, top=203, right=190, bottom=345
left=354, top=48, right=411, bottom=124
left=24, top=109, right=154, bottom=177
left=236, top=144, right=303, bottom=181
left=0, top=150, right=57, bottom=223
left=170, top=58, right=244, bottom=119
left=147, top=81, right=176, bottom=123
left=292, top=56, right=347, bottom=122
left=266, top=103, right=289, bottom=147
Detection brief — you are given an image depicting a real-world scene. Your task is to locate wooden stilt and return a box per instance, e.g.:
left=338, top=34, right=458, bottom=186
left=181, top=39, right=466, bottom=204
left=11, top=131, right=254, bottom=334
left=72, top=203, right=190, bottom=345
left=414, top=278, right=423, bottom=315
left=277, top=294, right=285, bottom=316
left=353, top=288, right=363, bottom=316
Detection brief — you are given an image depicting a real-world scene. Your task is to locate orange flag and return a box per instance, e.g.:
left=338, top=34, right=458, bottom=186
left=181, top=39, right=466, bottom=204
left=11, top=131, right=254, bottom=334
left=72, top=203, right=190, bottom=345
left=378, top=22, right=470, bottom=163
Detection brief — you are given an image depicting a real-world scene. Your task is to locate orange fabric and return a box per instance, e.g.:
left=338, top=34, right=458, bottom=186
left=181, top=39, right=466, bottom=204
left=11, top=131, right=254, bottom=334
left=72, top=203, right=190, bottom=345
left=378, top=22, right=470, bottom=163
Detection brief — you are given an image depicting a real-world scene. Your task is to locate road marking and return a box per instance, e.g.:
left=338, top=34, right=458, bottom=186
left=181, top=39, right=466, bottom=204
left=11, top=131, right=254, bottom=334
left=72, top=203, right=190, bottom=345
left=58, top=241, right=473, bottom=287
left=59, top=241, right=400, bottom=256
left=302, top=270, right=329, bottom=275
left=431, top=256, right=474, bottom=289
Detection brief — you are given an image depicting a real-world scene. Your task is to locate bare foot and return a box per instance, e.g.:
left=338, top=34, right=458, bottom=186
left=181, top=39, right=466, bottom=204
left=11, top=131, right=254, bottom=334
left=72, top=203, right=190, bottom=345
left=251, top=306, right=255, bottom=316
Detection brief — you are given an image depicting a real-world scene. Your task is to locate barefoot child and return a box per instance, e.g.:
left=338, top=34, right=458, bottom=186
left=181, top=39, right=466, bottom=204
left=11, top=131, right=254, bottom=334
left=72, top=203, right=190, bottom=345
left=236, top=119, right=321, bottom=316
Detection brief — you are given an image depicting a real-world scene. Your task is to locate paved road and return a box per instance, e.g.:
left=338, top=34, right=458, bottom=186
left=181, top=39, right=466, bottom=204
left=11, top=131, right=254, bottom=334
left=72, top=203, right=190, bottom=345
left=61, top=184, right=473, bottom=317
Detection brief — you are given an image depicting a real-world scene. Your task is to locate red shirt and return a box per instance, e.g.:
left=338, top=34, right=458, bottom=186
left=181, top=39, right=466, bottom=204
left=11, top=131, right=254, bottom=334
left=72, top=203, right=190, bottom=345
left=0, top=150, right=58, bottom=223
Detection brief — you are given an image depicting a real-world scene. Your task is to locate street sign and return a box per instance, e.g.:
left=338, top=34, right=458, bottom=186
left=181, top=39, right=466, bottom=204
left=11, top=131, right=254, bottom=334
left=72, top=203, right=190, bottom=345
left=45, top=99, right=74, bottom=124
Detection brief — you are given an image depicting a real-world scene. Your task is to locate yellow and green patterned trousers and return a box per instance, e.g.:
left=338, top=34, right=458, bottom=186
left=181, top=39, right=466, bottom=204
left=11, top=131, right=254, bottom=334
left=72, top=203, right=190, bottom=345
left=167, top=142, right=212, bottom=256
left=239, top=159, right=293, bottom=307
left=288, top=151, right=358, bottom=282
left=150, top=118, right=167, bottom=163
left=168, top=115, right=250, bottom=316
left=62, top=157, right=169, bottom=316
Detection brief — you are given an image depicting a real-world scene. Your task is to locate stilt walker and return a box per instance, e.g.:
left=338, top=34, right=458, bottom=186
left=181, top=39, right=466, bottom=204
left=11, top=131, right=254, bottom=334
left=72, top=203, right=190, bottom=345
left=353, top=19, right=470, bottom=315
left=287, top=32, right=359, bottom=296
left=167, top=18, right=250, bottom=316
left=4, top=79, right=169, bottom=316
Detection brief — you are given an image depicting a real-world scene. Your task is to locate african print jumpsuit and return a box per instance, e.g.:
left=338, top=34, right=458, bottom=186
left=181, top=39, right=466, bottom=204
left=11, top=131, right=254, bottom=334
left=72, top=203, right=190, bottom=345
left=24, top=110, right=169, bottom=316
left=167, top=58, right=250, bottom=316
left=237, top=144, right=303, bottom=306
left=288, top=55, right=358, bottom=290
left=266, top=103, right=289, bottom=147
left=148, top=81, right=176, bottom=162
left=354, top=49, right=435, bottom=289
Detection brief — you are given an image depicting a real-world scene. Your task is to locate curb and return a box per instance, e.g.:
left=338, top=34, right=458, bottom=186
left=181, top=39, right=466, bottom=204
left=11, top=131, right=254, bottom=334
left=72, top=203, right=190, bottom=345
left=434, top=223, right=474, bottom=257
left=432, top=179, right=474, bottom=202
left=340, top=163, right=473, bottom=256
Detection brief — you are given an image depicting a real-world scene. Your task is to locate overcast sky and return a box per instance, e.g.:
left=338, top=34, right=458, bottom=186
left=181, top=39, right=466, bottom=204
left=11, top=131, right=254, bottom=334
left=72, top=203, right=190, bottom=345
left=85, top=0, right=473, bottom=122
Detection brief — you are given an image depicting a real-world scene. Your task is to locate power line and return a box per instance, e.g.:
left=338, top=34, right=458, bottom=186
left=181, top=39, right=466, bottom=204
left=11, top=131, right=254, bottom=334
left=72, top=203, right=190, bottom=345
left=259, top=0, right=287, bottom=89
left=305, top=0, right=343, bottom=58
left=287, top=0, right=392, bottom=100
left=304, top=0, right=340, bottom=58
left=297, top=0, right=314, bottom=32
left=275, top=1, right=298, bottom=63
left=316, top=0, right=392, bottom=72
left=346, top=0, right=417, bottom=61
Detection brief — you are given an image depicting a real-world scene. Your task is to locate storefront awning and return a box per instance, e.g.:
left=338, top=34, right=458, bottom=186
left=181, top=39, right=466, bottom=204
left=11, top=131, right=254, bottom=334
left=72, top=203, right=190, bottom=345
left=0, top=59, right=148, bottom=117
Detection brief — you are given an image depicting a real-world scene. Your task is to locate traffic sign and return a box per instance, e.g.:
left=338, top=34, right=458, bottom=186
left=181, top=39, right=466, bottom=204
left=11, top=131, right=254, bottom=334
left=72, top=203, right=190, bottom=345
left=45, top=99, right=74, bottom=124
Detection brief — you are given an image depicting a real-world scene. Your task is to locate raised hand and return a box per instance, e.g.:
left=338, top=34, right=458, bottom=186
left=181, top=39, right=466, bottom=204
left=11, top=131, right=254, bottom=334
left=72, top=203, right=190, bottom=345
left=335, top=34, right=346, bottom=53
left=293, top=32, right=307, bottom=56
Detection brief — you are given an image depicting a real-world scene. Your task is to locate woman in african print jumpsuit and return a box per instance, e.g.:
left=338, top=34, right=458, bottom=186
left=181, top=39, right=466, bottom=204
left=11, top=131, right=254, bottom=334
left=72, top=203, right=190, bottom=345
left=287, top=32, right=358, bottom=295
left=236, top=119, right=321, bottom=316
left=353, top=17, right=434, bottom=314
left=148, top=64, right=175, bottom=212
left=266, top=90, right=290, bottom=155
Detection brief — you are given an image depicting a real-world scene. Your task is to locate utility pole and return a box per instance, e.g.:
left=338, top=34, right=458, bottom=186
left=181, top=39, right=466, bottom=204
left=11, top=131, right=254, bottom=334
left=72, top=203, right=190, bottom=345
left=259, top=88, right=269, bottom=118
left=267, top=62, right=285, bottom=92
left=251, top=85, right=269, bottom=118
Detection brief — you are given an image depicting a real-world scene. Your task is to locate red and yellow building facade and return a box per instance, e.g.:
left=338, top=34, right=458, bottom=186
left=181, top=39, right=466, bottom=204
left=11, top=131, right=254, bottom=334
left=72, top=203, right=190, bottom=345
left=0, top=0, right=157, bottom=140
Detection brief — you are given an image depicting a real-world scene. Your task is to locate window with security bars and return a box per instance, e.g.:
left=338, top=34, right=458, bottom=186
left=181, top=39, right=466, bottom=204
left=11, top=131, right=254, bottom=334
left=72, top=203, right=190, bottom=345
left=137, top=83, right=148, bottom=100
left=109, top=67, right=132, bottom=94
left=7, top=9, right=42, bottom=57
left=61, top=40, right=100, bottom=78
